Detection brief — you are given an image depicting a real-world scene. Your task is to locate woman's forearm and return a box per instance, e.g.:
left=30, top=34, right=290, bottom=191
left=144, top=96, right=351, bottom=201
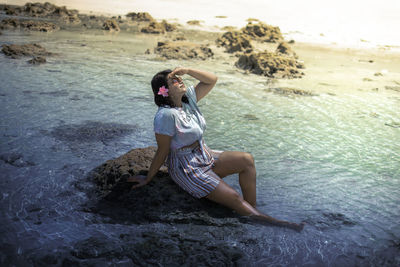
left=145, top=148, right=169, bottom=182
left=187, top=68, right=217, bottom=85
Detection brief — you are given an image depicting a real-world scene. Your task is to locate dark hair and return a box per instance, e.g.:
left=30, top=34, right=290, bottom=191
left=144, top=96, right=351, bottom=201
left=151, top=69, right=189, bottom=107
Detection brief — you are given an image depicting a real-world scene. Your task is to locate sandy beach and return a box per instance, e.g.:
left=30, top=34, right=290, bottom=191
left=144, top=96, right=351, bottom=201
left=0, top=2, right=399, bottom=266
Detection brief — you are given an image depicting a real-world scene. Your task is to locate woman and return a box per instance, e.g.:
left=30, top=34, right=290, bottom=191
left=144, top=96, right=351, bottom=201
left=128, top=67, right=305, bottom=232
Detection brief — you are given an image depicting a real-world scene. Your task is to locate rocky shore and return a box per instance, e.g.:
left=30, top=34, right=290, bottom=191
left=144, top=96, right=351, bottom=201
left=0, top=2, right=304, bottom=77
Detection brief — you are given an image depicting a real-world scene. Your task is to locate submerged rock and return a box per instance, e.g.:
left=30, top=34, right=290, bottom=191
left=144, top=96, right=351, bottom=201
left=1, top=43, right=51, bottom=59
left=264, top=87, right=317, bottom=96
left=216, top=31, right=253, bottom=53
left=0, top=18, right=60, bottom=32
left=236, top=51, right=305, bottom=78
left=102, top=19, right=120, bottom=32
left=154, top=41, right=213, bottom=60
left=27, top=56, right=46, bottom=64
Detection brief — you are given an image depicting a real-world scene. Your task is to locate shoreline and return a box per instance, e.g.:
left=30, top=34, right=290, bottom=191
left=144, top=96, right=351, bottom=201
left=2, top=1, right=400, bottom=52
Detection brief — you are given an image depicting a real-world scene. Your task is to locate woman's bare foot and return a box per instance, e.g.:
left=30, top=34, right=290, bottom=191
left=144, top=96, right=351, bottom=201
left=289, top=222, right=306, bottom=232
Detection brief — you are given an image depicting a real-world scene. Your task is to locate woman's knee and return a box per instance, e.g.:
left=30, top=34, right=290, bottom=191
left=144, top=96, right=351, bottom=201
left=242, top=152, right=255, bottom=170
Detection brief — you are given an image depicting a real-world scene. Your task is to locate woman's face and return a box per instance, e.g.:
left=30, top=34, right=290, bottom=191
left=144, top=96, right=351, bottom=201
left=167, top=74, right=186, bottom=97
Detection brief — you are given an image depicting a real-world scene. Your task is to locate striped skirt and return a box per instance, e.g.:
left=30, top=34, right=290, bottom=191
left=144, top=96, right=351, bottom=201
left=167, top=140, right=222, bottom=198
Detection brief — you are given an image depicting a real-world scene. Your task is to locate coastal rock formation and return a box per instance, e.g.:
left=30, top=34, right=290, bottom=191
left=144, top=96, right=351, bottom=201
left=242, top=22, right=283, bottom=42
left=264, top=87, right=317, bottom=96
left=1, top=2, right=81, bottom=24
left=154, top=41, right=213, bottom=60
left=236, top=51, right=305, bottom=78
left=140, top=20, right=176, bottom=34
left=102, top=19, right=120, bottom=32
left=84, top=146, right=239, bottom=226
left=276, top=42, right=298, bottom=58
left=126, top=12, right=155, bottom=22
left=1, top=43, right=51, bottom=59
left=216, top=31, right=253, bottom=53
left=0, top=18, right=60, bottom=32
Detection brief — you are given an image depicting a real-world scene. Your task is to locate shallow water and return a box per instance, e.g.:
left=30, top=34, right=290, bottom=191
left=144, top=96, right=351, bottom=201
left=0, top=28, right=399, bottom=266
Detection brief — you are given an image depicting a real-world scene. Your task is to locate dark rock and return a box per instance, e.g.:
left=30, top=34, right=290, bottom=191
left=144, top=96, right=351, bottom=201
left=1, top=43, right=51, bottom=59
left=126, top=12, right=154, bottom=22
left=236, top=51, right=305, bottom=78
left=154, top=41, right=213, bottom=60
left=82, top=146, right=239, bottom=226
left=49, top=121, right=137, bottom=144
left=216, top=31, right=253, bottom=53
left=242, top=22, right=283, bottom=42
left=0, top=152, right=35, bottom=167
left=27, top=56, right=46, bottom=64
left=102, top=19, right=120, bottom=31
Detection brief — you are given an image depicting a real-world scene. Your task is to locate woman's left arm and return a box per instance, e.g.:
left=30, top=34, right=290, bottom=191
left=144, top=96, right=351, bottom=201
left=170, top=68, right=218, bottom=101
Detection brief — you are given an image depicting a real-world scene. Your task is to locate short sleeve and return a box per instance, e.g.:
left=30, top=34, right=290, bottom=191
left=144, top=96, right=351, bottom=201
left=153, top=108, right=176, bottom=136
left=185, top=85, right=197, bottom=103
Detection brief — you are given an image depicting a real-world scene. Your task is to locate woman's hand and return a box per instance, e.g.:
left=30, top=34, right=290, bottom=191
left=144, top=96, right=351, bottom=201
left=170, top=67, right=189, bottom=77
left=127, top=175, right=149, bottom=190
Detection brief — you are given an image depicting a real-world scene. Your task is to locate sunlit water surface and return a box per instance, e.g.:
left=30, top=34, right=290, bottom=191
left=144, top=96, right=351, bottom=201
left=0, top=30, right=399, bottom=266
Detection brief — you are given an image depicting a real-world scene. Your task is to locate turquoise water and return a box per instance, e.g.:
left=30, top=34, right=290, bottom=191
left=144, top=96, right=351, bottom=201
left=1, top=29, right=399, bottom=265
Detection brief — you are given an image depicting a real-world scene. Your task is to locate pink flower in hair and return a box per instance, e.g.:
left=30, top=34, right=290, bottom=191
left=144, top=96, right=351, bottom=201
left=158, top=86, right=169, bottom=97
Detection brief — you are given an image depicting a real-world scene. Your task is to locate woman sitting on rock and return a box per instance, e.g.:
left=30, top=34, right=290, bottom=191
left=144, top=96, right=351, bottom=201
left=128, top=67, right=305, bottom=232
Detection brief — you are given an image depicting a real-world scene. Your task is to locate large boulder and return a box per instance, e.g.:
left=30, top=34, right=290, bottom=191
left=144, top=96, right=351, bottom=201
left=154, top=41, right=213, bottom=60
left=242, top=22, right=283, bottom=42
left=236, top=51, right=305, bottom=78
left=216, top=30, right=253, bottom=53
left=1, top=43, right=51, bottom=59
left=84, top=146, right=239, bottom=226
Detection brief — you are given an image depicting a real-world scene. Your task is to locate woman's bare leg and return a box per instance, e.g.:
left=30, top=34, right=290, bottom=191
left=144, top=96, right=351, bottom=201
left=206, top=179, right=305, bottom=232
left=212, top=151, right=257, bottom=207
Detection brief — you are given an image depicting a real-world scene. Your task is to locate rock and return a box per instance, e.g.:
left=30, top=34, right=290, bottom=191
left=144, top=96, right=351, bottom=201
left=276, top=42, right=298, bottom=58
left=1, top=43, right=51, bottom=59
left=216, top=31, right=253, bottom=53
left=241, top=22, right=283, bottom=42
left=102, top=19, right=120, bottom=31
left=141, top=21, right=165, bottom=34
left=0, top=152, right=35, bottom=167
left=0, top=18, right=19, bottom=29
left=374, top=72, right=383, bottom=76
left=144, top=49, right=151, bottom=54
left=187, top=20, right=201, bottom=25
left=154, top=41, right=213, bottom=60
left=160, top=20, right=177, bottom=32
left=236, top=51, right=305, bottom=78
left=126, top=12, right=154, bottom=22
left=28, top=56, right=46, bottom=64
left=82, top=146, right=239, bottom=226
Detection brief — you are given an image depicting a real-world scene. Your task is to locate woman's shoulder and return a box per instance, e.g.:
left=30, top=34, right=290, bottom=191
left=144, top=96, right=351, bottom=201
left=155, top=106, right=178, bottom=120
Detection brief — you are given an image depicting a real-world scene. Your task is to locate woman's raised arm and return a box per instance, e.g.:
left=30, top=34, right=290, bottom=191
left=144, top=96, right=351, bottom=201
left=170, top=67, right=218, bottom=102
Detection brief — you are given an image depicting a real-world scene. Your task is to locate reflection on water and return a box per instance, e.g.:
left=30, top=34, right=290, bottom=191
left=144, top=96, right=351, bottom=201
left=0, top=29, right=399, bottom=265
